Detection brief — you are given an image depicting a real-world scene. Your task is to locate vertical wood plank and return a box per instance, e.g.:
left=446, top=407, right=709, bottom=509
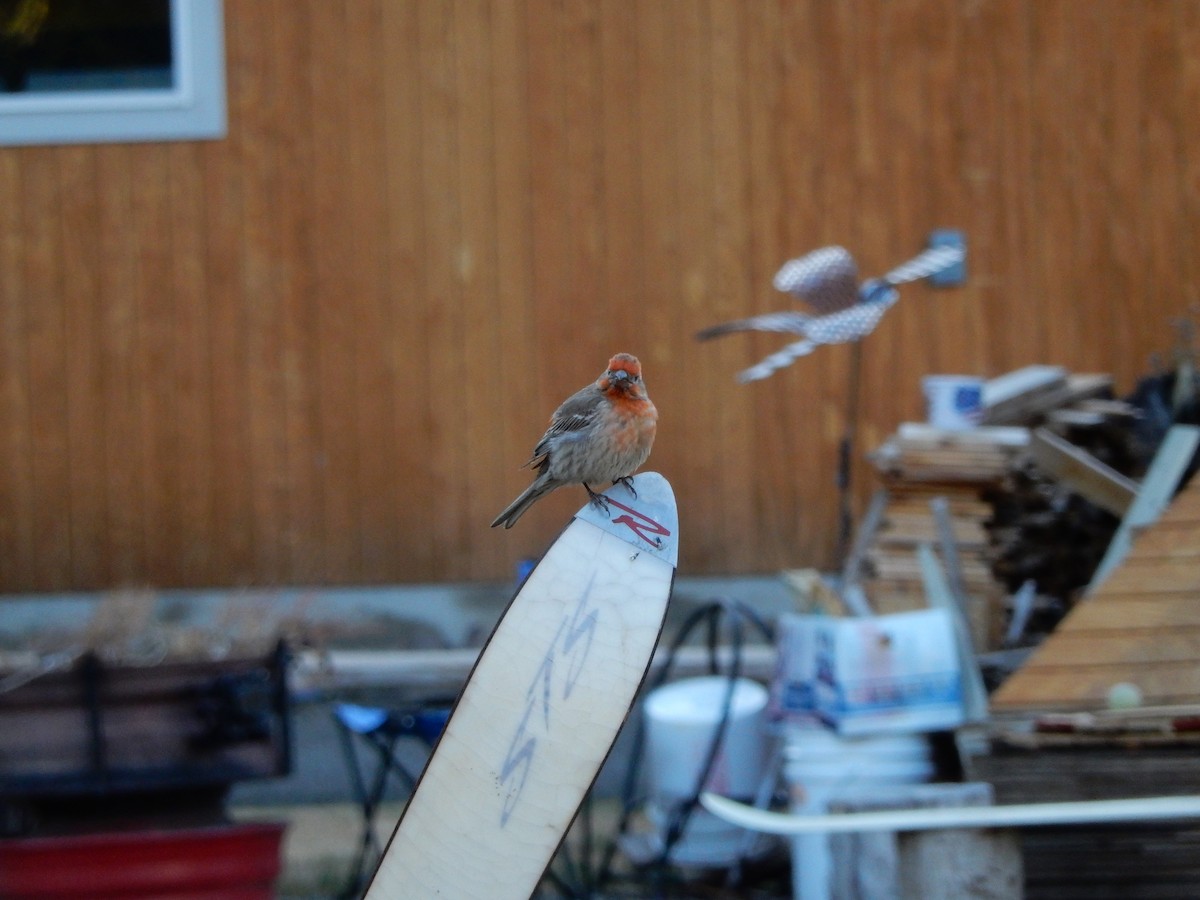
left=273, top=0, right=324, bottom=583
left=21, top=152, right=71, bottom=589
left=95, top=144, right=148, bottom=586
left=1178, top=1, right=1200, bottom=333
left=344, top=0, right=398, bottom=581
left=236, top=0, right=302, bottom=584
left=199, top=132, right=255, bottom=585
left=164, top=142, right=215, bottom=585
left=309, top=0, right=361, bottom=583
left=381, top=0, right=438, bottom=576
left=671, top=0, right=720, bottom=568
left=418, top=0, right=469, bottom=577
left=991, top=0, right=1045, bottom=370
left=1138, top=1, right=1188, bottom=388
left=58, top=146, right=107, bottom=588
left=705, top=0, right=757, bottom=571
left=455, top=0, right=503, bottom=577
left=0, top=150, right=36, bottom=589
left=129, top=143, right=182, bottom=585
left=487, top=0, right=537, bottom=569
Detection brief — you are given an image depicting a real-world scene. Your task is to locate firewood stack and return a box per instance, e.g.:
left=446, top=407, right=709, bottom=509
left=854, top=366, right=1140, bottom=651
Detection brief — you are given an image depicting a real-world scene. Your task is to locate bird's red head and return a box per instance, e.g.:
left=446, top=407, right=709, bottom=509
left=607, top=353, right=642, bottom=379
left=599, top=353, right=648, bottom=398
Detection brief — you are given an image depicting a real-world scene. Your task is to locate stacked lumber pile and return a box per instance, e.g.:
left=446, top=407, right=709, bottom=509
left=854, top=365, right=1138, bottom=651
left=862, top=426, right=1022, bottom=649
left=980, top=365, right=1115, bottom=426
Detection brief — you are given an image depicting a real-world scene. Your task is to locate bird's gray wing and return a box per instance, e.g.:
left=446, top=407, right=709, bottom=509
left=523, top=385, right=602, bottom=468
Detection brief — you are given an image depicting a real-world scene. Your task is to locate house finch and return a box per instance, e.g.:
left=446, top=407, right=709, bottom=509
left=491, top=353, right=658, bottom=529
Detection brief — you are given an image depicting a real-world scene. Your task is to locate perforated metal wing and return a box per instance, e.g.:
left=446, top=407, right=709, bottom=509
left=698, top=243, right=965, bottom=382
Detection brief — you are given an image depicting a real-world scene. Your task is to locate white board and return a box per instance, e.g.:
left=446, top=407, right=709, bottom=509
left=364, top=473, right=678, bottom=900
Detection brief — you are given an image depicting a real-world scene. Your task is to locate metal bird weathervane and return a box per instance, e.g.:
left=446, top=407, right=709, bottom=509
left=697, top=242, right=966, bottom=382
left=697, top=239, right=967, bottom=558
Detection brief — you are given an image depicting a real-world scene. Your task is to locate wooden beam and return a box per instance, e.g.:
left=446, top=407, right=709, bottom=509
left=1029, top=426, right=1139, bottom=516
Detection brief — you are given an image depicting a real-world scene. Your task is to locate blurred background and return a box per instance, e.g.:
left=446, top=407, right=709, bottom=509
left=2, top=0, right=1197, bottom=592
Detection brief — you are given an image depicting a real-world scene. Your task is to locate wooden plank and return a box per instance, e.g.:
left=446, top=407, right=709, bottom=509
left=165, top=143, right=215, bottom=585
left=198, top=104, right=256, bottom=584
left=897, top=422, right=1031, bottom=449
left=19, top=151, right=72, bottom=590
left=418, top=0, right=469, bottom=578
left=738, top=0, right=799, bottom=571
left=877, top=516, right=989, bottom=548
left=1138, top=0, right=1187, bottom=379
left=1029, top=427, right=1139, bottom=516
left=993, top=662, right=1200, bottom=711
left=456, top=0, right=503, bottom=578
left=703, top=0, right=756, bottom=571
left=128, top=143, right=181, bottom=585
left=57, top=147, right=106, bottom=587
left=1011, top=627, right=1200, bottom=669
left=672, top=0, right=724, bottom=570
left=21, top=151, right=74, bottom=590
left=294, top=0, right=350, bottom=585
left=1096, top=558, right=1200, bottom=595
left=1125, top=514, right=1200, bottom=557
left=982, top=365, right=1067, bottom=421
left=273, top=2, right=324, bottom=583
left=1088, top=426, right=1200, bottom=593
left=234, top=0, right=289, bottom=582
left=92, top=145, right=145, bottom=576
left=0, top=150, right=36, bottom=589
left=1102, top=0, right=1149, bottom=388
left=1073, top=595, right=1200, bottom=628
left=487, top=0, right=538, bottom=569
left=380, top=0, right=437, bottom=577
left=1179, top=1, right=1200, bottom=348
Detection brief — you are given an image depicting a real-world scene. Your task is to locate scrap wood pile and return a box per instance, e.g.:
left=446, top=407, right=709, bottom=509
left=854, top=364, right=1181, bottom=652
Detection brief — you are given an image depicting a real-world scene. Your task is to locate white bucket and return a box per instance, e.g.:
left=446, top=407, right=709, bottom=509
left=783, top=726, right=934, bottom=900
left=643, top=676, right=769, bottom=866
left=922, top=375, right=984, bottom=430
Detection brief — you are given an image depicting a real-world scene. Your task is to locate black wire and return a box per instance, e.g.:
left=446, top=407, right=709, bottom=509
left=657, top=603, right=743, bottom=868
left=596, top=603, right=721, bottom=888
left=594, top=599, right=775, bottom=892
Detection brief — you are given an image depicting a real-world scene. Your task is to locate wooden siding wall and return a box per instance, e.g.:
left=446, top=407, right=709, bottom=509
left=1, top=0, right=1198, bottom=592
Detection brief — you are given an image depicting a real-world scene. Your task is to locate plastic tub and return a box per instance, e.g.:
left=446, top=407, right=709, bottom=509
left=783, top=726, right=934, bottom=900
left=922, top=375, right=984, bottom=430
left=643, top=676, right=770, bottom=866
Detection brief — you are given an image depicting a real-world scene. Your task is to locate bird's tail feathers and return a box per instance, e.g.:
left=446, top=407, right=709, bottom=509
left=490, top=478, right=555, bottom=529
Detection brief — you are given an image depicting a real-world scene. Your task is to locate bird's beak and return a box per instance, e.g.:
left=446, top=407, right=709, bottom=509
left=609, top=369, right=630, bottom=383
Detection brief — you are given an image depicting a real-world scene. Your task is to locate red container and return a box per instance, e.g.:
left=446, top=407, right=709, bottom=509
left=0, top=821, right=286, bottom=899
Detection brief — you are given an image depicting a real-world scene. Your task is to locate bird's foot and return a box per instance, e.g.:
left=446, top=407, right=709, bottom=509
left=615, top=476, right=638, bottom=499
left=585, top=484, right=611, bottom=513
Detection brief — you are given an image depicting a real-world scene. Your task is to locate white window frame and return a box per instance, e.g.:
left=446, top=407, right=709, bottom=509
left=0, top=0, right=226, bottom=147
